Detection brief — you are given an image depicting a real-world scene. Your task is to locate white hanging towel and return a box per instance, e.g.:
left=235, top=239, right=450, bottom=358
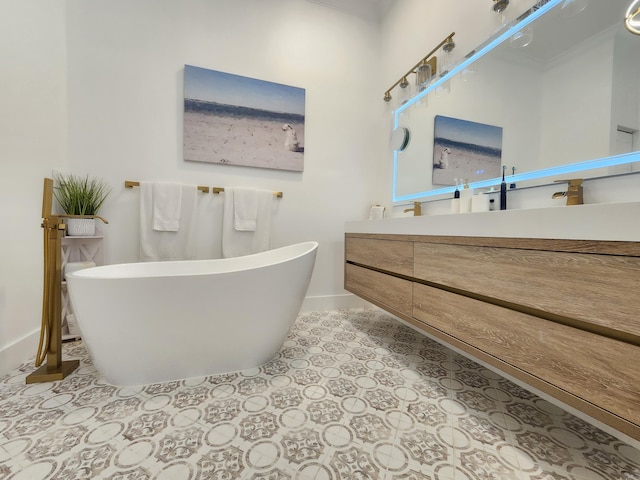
left=233, top=187, right=258, bottom=231
left=152, top=182, right=182, bottom=231
left=222, top=187, right=273, bottom=258
left=139, top=182, right=198, bottom=261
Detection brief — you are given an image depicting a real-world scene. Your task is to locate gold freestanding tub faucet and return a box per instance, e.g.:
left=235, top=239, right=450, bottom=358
left=552, top=179, right=583, bottom=205
left=404, top=201, right=422, bottom=216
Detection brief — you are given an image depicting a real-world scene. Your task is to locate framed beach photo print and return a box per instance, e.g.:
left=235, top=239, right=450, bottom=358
left=183, top=65, right=306, bottom=172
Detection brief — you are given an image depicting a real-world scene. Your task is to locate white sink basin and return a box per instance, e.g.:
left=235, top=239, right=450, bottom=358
left=346, top=202, right=640, bottom=241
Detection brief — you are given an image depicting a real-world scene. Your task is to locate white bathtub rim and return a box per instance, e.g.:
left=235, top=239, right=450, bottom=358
left=67, top=241, right=319, bottom=279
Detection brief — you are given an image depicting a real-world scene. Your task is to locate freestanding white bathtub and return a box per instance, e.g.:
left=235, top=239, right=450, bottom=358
left=66, top=242, right=318, bottom=386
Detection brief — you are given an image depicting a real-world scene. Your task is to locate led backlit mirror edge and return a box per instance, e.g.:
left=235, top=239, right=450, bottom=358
left=391, top=0, right=639, bottom=203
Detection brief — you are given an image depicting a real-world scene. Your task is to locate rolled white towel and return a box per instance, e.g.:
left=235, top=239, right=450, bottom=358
left=152, top=182, right=182, bottom=231
left=233, top=187, right=258, bottom=231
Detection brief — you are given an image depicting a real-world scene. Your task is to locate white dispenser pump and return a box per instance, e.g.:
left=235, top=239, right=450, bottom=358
left=459, top=179, right=473, bottom=213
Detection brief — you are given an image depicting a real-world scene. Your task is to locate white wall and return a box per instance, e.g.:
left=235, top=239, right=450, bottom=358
left=65, top=0, right=382, bottom=275
left=1, top=0, right=384, bottom=373
left=3, top=0, right=639, bottom=374
left=539, top=31, right=613, bottom=169
left=0, top=1, right=68, bottom=372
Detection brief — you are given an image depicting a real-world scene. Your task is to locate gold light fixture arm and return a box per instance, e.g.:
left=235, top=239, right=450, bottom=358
left=384, top=32, right=455, bottom=101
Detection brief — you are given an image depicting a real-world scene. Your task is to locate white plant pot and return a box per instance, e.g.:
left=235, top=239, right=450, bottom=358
left=66, top=218, right=96, bottom=236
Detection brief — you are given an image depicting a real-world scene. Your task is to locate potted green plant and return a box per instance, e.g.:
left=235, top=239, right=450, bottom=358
left=53, top=173, right=111, bottom=236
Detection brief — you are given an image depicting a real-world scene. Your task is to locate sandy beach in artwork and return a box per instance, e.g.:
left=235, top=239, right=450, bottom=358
left=432, top=143, right=501, bottom=186
left=183, top=105, right=305, bottom=172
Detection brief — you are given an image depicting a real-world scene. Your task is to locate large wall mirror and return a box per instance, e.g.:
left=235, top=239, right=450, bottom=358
left=392, top=0, right=640, bottom=203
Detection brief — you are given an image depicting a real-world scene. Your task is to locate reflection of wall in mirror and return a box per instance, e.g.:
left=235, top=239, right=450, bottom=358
left=393, top=6, right=640, bottom=198
left=539, top=32, right=612, bottom=171
left=394, top=53, right=541, bottom=197
left=411, top=48, right=601, bottom=190
left=610, top=27, right=640, bottom=175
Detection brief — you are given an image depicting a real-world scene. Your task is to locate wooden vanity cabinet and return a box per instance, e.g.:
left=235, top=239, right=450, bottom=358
left=412, top=241, right=640, bottom=343
left=344, top=237, right=414, bottom=317
left=345, top=236, right=413, bottom=276
left=344, top=233, right=640, bottom=441
left=345, top=264, right=413, bottom=317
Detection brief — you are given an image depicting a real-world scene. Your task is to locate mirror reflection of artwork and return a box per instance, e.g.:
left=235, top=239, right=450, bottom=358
left=432, top=115, right=502, bottom=186
left=183, top=64, right=306, bottom=172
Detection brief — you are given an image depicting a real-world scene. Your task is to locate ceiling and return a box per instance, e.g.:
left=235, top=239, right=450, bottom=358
left=305, top=0, right=395, bottom=22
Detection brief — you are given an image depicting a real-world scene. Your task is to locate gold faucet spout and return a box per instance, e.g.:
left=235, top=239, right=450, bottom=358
left=553, top=179, right=583, bottom=205
left=404, top=201, right=422, bottom=216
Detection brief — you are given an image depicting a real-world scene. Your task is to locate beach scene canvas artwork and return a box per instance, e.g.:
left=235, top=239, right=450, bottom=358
left=183, top=65, right=305, bottom=172
left=432, top=115, right=502, bottom=186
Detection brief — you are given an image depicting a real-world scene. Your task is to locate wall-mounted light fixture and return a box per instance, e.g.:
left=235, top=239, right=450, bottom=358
left=493, top=0, right=509, bottom=13
left=383, top=32, right=455, bottom=103
left=625, top=0, right=640, bottom=34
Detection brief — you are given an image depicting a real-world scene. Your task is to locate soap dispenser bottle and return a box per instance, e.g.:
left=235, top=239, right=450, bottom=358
left=451, top=178, right=461, bottom=213
left=459, top=178, right=473, bottom=213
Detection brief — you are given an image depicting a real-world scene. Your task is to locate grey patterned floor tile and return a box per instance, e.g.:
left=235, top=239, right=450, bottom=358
left=1, top=308, right=639, bottom=480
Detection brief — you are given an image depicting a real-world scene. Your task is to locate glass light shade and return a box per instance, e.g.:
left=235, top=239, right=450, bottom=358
left=461, top=66, right=476, bottom=82
left=397, top=81, right=412, bottom=105
left=435, top=79, right=451, bottom=97
left=439, top=54, right=452, bottom=77
left=415, top=62, right=432, bottom=92
left=560, top=0, right=588, bottom=17
left=493, top=0, right=509, bottom=14
left=626, top=0, right=640, bottom=34
left=510, top=26, right=533, bottom=48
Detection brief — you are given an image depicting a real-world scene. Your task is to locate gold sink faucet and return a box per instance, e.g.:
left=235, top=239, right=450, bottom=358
left=404, top=201, right=422, bottom=216
left=552, top=179, right=583, bottom=205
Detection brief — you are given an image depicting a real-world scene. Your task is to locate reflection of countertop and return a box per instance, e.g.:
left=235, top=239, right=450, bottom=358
left=346, top=202, right=640, bottom=242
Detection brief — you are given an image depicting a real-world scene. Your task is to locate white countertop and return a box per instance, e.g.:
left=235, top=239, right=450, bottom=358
left=346, top=202, right=640, bottom=242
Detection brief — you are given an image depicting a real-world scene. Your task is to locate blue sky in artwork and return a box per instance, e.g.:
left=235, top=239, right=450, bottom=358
left=184, top=64, right=305, bottom=116
left=435, top=115, right=502, bottom=149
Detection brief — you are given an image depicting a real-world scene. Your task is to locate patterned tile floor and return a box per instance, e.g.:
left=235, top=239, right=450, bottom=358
left=1, top=308, right=639, bottom=480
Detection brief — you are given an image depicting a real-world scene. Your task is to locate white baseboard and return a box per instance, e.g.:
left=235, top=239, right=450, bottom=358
left=0, top=329, right=39, bottom=376
left=301, top=293, right=369, bottom=312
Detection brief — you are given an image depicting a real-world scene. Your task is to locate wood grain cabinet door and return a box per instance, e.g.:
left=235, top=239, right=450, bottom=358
left=412, top=282, right=640, bottom=437
left=413, top=242, right=640, bottom=342
left=345, top=264, right=413, bottom=317
left=346, top=236, right=413, bottom=277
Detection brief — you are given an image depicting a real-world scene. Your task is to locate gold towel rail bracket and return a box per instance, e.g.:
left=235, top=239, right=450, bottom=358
left=212, top=187, right=283, bottom=198
left=124, top=180, right=209, bottom=193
